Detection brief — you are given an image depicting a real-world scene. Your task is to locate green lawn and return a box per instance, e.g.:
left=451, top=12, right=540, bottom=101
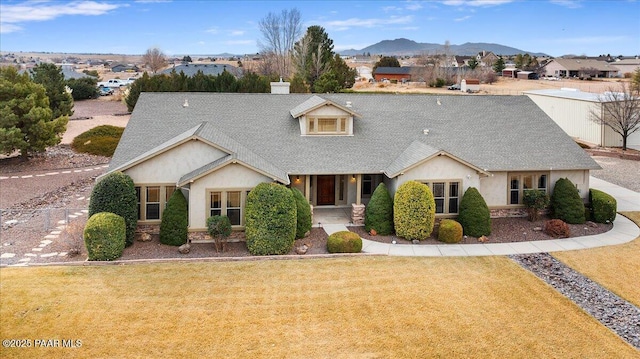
left=1, top=256, right=636, bottom=358
left=553, top=211, right=640, bottom=307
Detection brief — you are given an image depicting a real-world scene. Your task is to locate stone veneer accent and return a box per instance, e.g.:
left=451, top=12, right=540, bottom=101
left=490, top=208, right=527, bottom=218
left=351, top=203, right=365, bottom=225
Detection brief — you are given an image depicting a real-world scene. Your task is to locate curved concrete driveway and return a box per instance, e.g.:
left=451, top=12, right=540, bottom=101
left=323, top=176, right=640, bottom=257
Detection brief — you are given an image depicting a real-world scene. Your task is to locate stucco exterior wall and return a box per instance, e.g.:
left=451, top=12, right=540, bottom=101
left=479, top=172, right=507, bottom=207
left=124, top=140, right=226, bottom=183
left=188, top=163, right=272, bottom=230
left=387, top=155, right=481, bottom=197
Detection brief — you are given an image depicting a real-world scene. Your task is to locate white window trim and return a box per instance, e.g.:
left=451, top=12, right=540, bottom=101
left=421, top=180, right=461, bottom=215
left=135, top=184, right=175, bottom=223
left=307, top=116, right=349, bottom=135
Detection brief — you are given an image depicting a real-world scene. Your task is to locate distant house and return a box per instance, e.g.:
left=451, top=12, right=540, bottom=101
left=517, top=71, right=538, bottom=80
left=525, top=88, right=640, bottom=148
left=111, top=64, right=139, bottom=73
left=611, top=58, right=640, bottom=76
left=502, top=68, right=519, bottom=78
left=60, top=64, right=93, bottom=80
left=476, top=51, right=499, bottom=67
left=542, top=59, right=619, bottom=78
left=159, top=63, right=242, bottom=77
left=101, top=84, right=598, bottom=238
left=373, top=67, right=413, bottom=82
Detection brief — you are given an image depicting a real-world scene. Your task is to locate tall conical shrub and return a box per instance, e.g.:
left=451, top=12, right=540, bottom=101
left=457, top=187, right=491, bottom=237
left=88, top=172, right=137, bottom=246
left=551, top=178, right=586, bottom=224
left=159, top=190, right=188, bottom=246
left=365, top=183, right=394, bottom=235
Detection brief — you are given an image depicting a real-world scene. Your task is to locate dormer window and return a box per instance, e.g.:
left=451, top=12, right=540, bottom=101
left=308, top=117, right=348, bottom=135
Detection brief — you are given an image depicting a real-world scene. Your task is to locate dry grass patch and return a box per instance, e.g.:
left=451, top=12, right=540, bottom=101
left=1, top=256, right=636, bottom=358
left=553, top=211, right=640, bottom=307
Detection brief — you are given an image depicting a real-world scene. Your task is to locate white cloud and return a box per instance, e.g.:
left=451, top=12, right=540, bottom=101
left=135, top=0, right=172, bottom=3
left=324, top=15, right=413, bottom=31
left=230, top=30, right=244, bottom=36
left=454, top=15, right=472, bottom=21
left=549, top=0, right=583, bottom=9
left=205, top=27, right=219, bottom=34
left=0, top=23, right=22, bottom=33
left=442, top=0, right=513, bottom=6
left=0, top=1, right=124, bottom=23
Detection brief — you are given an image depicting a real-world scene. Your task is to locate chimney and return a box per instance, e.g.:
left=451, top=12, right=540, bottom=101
left=270, top=77, right=290, bottom=94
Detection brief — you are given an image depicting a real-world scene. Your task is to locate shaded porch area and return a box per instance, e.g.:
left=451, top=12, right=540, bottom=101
left=312, top=207, right=354, bottom=227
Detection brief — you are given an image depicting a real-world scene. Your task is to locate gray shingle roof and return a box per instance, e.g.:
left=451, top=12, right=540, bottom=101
left=109, top=93, right=599, bottom=183
left=159, top=63, right=241, bottom=77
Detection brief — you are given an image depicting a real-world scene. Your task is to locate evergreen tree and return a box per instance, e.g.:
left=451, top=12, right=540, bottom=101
left=0, top=67, right=68, bottom=158
left=493, top=56, right=506, bottom=73
left=373, top=56, right=400, bottom=73
left=30, top=63, right=74, bottom=119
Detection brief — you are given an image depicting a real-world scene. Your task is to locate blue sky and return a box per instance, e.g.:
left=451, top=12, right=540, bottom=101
left=1, top=0, right=638, bottom=57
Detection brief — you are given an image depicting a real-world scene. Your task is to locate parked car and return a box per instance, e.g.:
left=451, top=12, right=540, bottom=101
left=98, top=86, right=114, bottom=96
left=448, top=84, right=461, bottom=90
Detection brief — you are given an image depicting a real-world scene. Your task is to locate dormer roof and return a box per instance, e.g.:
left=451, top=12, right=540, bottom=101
left=290, top=95, right=361, bottom=118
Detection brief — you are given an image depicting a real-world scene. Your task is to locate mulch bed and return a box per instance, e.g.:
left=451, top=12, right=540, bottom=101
left=349, top=216, right=613, bottom=245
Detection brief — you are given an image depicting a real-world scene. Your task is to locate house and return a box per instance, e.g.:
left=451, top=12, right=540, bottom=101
left=102, top=86, right=599, bottom=240
left=159, top=63, right=242, bottom=77
left=611, top=58, right=640, bottom=76
left=542, top=59, right=619, bottom=78
left=373, top=67, right=413, bottom=82
left=502, top=68, right=518, bottom=78
left=525, top=88, right=640, bottom=148
left=111, top=64, right=139, bottom=73
left=476, top=51, right=499, bottom=67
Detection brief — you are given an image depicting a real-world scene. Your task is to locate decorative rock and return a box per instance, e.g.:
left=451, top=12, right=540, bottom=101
left=295, top=244, right=308, bottom=255
left=178, top=243, right=191, bottom=254
left=586, top=221, right=598, bottom=228
left=138, top=232, right=152, bottom=242
left=412, top=239, right=420, bottom=244
left=370, top=229, right=377, bottom=236
left=533, top=227, right=543, bottom=231
left=478, top=235, right=488, bottom=243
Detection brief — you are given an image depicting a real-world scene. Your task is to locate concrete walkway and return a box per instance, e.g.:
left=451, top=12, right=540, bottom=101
left=324, top=176, right=640, bottom=257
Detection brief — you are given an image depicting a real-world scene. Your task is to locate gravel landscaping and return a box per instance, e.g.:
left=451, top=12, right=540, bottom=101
left=511, top=253, right=640, bottom=350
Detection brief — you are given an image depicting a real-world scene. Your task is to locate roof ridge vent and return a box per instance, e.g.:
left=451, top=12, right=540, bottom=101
left=345, top=101, right=352, bottom=107
left=183, top=99, right=189, bottom=108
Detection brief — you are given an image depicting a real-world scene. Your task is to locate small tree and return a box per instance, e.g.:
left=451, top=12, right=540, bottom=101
left=590, top=82, right=640, bottom=150
left=467, top=58, right=479, bottom=70
left=393, top=181, right=435, bottom=241
left=143, top=47, right=168, bottom=74
left=365, top=183, right=394, bottom=235
left=0, top=67, right=68, bottom=159
left=88, top=172, right=138, bottom=246
left=523, top=190, right=550, bottom=222
left=159, top=190, right=188, bottom=246
left=30, top=63, right=74, bottom=119
left=550, top=178, right=585, bottom=224
left=457, top=187, right=491, bottom=237
left=493, top=56, right=506, bottom=74
left=207, top=215, right=232, bottom=252
left=291, top=188, right=312, bottom=239
left=84, top=212, right=126, bottom=261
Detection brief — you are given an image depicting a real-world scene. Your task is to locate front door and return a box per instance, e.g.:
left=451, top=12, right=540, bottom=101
left=317, top=176, right=335, bottom=205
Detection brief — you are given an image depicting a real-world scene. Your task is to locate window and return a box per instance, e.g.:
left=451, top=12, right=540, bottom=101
left=422, top=180, right=460, bottom=214
left=135, top=185, right=177, bottom=222
left=227, top=191, right=241, bottom=226
left=362, top=175, right=372, bottom=197
left=509, top=173, right=549, bottom=205
left=208, top=190, right=250, bottom=227
left=210, top=192, right=222, bottom=217
left=307, top=117, right=348, bottom=135
left=146, top=186, right=160, bottom=220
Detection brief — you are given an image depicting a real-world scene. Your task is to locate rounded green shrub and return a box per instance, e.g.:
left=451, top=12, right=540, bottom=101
left=458, top=187, right=491, bottom=237
left=84, top=212, right=126, bottom=261
left=159, top=190, right=188, bottom=246
left=365, top=183, right=394, bottom=235
left=393, top=181, right=435, bottom=241
left=88, top=172, right=137, bottom=246
left=551, top=178, right=585, bottom=224
left=327, top=231, right=362, bottom=253
left=291, top=188, right=312, bottom=239
left=71, top=125, right=124, bottom=157
left=245, top=183, right=297, bottom=255
left=589, top=189, right=617, bottom=223
left=438, top=219, right=463, bottom=243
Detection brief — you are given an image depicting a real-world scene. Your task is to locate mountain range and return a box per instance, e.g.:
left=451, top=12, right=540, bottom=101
left=339, top=38, right=547, bottom=57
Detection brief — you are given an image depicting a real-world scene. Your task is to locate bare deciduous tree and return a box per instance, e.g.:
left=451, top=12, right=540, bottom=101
left=258, top=8, right=302, bottom=77
left=590, top=82, right=640, bottom=150
left=143, top=47, right=167, bottom=74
